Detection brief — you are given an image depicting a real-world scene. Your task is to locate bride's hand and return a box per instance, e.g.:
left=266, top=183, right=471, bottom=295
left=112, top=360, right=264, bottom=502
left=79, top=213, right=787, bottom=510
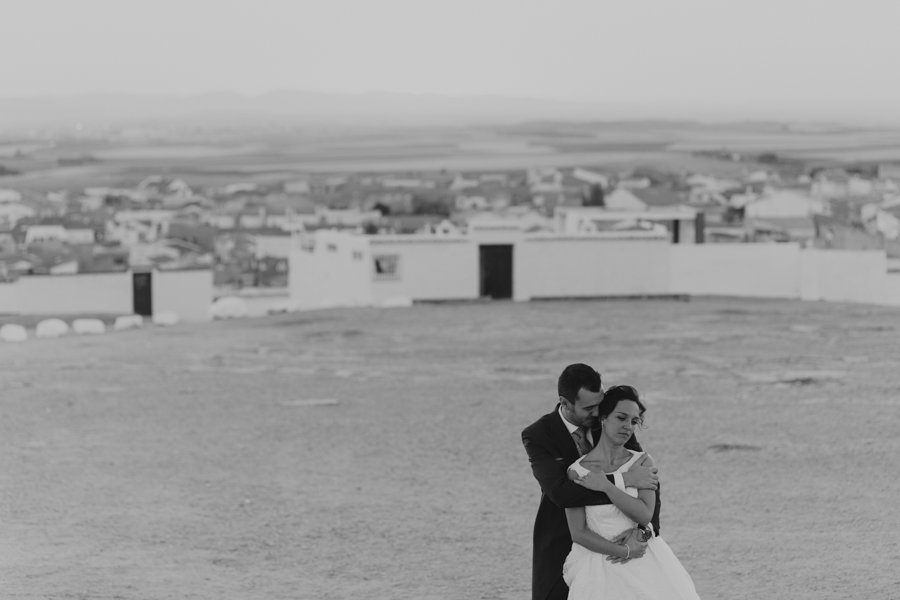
left=573, top=471, right=612, bottom=492
left=606, top=528, right=647, bottom=564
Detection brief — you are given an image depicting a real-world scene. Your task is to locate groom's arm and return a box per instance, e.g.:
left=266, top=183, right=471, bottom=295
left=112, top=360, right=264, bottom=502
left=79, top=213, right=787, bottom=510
left=522, top=428, right=615, bottom=509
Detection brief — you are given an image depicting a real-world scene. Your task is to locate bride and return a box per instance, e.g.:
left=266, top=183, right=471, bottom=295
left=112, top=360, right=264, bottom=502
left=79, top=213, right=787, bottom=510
left=563, top=385, right=701, bottom=600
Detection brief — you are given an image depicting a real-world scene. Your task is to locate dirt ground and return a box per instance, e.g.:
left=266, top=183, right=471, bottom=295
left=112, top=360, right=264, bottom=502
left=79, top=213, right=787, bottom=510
left=2, top=297, right=899, bottom=600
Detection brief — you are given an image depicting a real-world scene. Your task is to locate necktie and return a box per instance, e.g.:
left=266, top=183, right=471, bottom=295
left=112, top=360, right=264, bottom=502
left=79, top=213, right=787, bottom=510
left=572, top=427, right=592, bottom=456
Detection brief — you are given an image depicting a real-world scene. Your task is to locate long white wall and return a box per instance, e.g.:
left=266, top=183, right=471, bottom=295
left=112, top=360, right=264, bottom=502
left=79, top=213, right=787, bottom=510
left=800, top=250, right=887, bottom=304
left=0, top=270, right=213, bottom=321
left=516, top=237, right=672, bottom=300
left=884, top=274, right=900, bottom=307
left=153, top=269, right=213, bottom=322
left=670, top=243, right=802, bottom=298
left=369, top=236, right=478, bottom=303
left=0, top=272, right=132, bottom=314
left=287, top=231, right=900, bottom=312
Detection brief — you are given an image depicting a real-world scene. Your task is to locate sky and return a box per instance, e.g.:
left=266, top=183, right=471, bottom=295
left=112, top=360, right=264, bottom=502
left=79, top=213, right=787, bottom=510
left=2, top=0, right=900, bottom=121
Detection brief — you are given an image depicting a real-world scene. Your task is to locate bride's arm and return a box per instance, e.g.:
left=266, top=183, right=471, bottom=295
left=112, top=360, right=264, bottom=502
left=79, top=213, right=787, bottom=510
left=565, top=507, right=634, bottom=559
left=569, top=456, right=656, bottom=527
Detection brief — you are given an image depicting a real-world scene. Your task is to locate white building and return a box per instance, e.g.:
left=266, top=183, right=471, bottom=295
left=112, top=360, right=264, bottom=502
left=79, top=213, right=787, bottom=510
left=309, top=207, right=382, bottom=228
left=685, top=174, right=742, bottom=192
left=603, top=188, right=647, bottom=211
left=0, top=269, right=213, bottom=322
left=466, top=210, right=552, bottom=234
left=25, top=225, right=67, bottom=244
left=571, top=168, right=610, bottom=189
left=65, top=228, right=97, bottom=244
left=166, top=178, right=193, bottom=198
left=618, top=177, right=652, bottom=189
left=284, top=180, right=311, bottom=194
left=744, top=189, right=826, bottom=219
left=49, top=260, right=78, bottom=275
left=527, top=168, right=563, bottom=188
left=0, top=189, right=23, bottom=203
left=200, top=211, right=237, bottom=229
left=479, top=173, right=509, bottom=184
left=221, top=182, right=259, bottom=195
left=289, top=230, right=900, bottom=312
left=115, top=210, right=176, bottom=229
left=746, top=170, right=778, bottom=183
left=455, top=195, right=489, bottom=211
left=861, top=203, right=900, bottom=240
left=553, top=206, right=698, bottom=244
left=251, top=231, right=294, bottom=258
left=112, top=210, right=176, bottom=242
left=848, top=176, right=874, bottom=196
left=381, top=178, right=435, bottom=189
left=0, top=202, right=36, bottom=227
left=290, top=223, right=674, bottom=310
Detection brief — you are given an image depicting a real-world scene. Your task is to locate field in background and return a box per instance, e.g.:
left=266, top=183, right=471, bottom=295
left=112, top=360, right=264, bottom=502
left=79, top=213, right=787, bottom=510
left=1, top=297, right=898, bottom=599
left=4, top=120, right=900, bottom=192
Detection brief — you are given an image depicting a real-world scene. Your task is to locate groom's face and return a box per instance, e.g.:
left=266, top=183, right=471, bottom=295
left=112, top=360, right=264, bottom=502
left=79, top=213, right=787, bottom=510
left=565, top=387, right=604, bottom=428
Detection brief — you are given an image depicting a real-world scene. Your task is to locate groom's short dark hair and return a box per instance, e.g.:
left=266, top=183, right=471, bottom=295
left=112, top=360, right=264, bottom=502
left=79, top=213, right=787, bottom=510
left=558, top=363, right=602, bottom=403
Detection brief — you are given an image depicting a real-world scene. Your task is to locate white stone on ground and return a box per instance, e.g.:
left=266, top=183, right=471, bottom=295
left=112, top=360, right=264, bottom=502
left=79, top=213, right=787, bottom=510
left=210, top=296, right=249, bottom=319
left=265, top=300, right=294, bottom=315
left=0, top=324, right=28, bottom=343
left=36, top=318, right=69, bottom=338
left=72, top=319, right=106, bottom=335
left=279, top=399, right=340, bottom=407
left=152, top=311, right=180, bottom=326
left=114, top=315, right=144, bottom=330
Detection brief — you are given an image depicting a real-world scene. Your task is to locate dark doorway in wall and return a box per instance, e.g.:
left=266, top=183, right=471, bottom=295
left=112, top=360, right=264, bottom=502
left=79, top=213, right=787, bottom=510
left=133, top=272, right=153, bottom=316
left=479, top=244, right=513, bottom=299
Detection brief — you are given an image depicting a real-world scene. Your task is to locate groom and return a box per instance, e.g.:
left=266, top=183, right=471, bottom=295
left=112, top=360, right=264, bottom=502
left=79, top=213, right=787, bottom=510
left=521, top=363, right=661, bottom=600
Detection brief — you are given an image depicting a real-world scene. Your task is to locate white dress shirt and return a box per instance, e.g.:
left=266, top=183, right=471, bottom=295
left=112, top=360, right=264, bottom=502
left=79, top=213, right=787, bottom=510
left=559, top=406, right=593, bottom=445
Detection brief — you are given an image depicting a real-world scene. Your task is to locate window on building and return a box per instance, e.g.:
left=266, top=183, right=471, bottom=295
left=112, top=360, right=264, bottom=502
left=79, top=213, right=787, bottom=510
left=373, top=254, right=400, bottom=280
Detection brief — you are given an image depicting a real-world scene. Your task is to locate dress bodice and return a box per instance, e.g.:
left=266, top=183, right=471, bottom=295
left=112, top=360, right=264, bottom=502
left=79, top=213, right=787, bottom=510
left=570, top=450, right=644, bottom=539
left=563, top=450, right=702, bottom=599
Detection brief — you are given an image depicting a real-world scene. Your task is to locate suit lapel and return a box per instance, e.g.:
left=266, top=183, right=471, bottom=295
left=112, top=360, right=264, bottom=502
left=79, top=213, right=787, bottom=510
left=549, top=405, right=581, bottom=462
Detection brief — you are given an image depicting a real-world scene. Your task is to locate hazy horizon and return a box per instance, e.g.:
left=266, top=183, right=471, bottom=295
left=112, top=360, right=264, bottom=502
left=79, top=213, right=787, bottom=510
left=2, top=89, right=899, bottom=131
left=4, top=0, right=900, bottom=126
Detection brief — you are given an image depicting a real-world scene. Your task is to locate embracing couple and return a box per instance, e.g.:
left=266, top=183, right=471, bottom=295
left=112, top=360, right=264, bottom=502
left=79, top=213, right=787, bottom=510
left=521, top=363, right=701, bottom=600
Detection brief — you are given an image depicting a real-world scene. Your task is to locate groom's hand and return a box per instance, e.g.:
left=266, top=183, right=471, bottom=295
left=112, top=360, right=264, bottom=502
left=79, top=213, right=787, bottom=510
left=622, top=455, right=659, bottom=490
left=606, top=528, right=647, bottom=564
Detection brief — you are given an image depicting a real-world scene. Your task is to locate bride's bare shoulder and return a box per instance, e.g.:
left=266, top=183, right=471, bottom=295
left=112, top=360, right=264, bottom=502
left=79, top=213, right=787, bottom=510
left=632, top=452, right=654, bottom=467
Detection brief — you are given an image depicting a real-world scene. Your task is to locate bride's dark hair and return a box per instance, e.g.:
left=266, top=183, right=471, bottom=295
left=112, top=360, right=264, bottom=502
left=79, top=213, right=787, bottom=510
left=598, top=385, right=646, bottom=427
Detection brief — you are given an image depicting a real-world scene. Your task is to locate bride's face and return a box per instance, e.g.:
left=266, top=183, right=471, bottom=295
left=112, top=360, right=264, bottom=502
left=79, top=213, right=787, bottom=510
left=600, top=400, right=642, bottom=444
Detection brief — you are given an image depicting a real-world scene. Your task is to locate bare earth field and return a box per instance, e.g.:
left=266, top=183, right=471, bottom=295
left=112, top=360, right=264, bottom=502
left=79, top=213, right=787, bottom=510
left=2, top=297, right=899, bottom=600
left=6, top=120, right=900, bottom=192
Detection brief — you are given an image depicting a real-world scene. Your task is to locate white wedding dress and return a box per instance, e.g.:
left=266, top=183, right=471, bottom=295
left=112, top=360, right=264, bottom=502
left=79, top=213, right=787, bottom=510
left=563, top=450, right=701, bottom=600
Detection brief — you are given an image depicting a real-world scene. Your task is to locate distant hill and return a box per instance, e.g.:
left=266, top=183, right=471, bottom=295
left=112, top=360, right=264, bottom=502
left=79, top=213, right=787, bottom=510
left=0, top=91, right=637, bottom=129
left=1, top=90, right=887, bottom=137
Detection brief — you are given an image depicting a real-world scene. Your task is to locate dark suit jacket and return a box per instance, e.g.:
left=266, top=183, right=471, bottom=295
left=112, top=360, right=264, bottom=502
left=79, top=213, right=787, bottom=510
left=521, top=406, right=661, bottom=600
